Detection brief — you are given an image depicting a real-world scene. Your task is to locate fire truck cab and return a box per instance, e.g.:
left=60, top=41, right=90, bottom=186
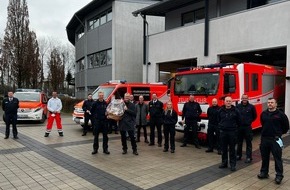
left=170, top=62, right=286, bottom=141
left=73, top=80, right=168, bottom=127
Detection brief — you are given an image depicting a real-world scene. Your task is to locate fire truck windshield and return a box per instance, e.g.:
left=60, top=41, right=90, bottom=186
left=174, top=73, right=219, bottom=95
left=92, top=87, right=114, bottom=100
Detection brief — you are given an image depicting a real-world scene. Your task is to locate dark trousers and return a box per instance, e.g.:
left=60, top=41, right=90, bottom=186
left=136, top=125, right=147, bottom=141
left=150, top=119, right=162, bottom=144
left=121, top=130, right=137, bottom=151
left=260, top=137, right=283, bottom=177
left=183, top=121, right=199, bottom=146
left=220, top=130, right=237, bottom=167
left=163, top=124, right=176, bottom=150
left=237, top=126, right=253, bottom=159
left=207, top=123, right=220, bottom=150
left=83, top=114, right=93, bottom=133
left=108, top=119, right=118, bottom=133
left=5, top=114, right=18, bottom=137
left=93, top=120, right=109, bottom=151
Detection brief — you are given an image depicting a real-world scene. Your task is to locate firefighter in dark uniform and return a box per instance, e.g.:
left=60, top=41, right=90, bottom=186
left=2, top=91, right=19, bottom=139
left=91, top=91, right=110, bottom=155
left=236, top=94, right=257, bottom=163
left=218, top=96, right=241, bottom=172
left=82, top=93, right=94, bottom=136
left=180, top=95, right=202, bottom=149
left=257, top=97, right=289, bottom=184
left=205, top=98, right=221, bottom=154
left=148, top=93, right=164, bottom=147
left=163, top=101, right=178, bottom=153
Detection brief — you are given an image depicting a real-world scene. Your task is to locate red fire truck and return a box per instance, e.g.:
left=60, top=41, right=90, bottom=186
left=73, top=80, right=168, bottom=127
left=170, top=62, right=286, bottom=141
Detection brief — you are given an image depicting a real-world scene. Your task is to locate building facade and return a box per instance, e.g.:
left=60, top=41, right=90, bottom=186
left=134, top=0, right=290, bottom=116
left=66, top=0, right=164, bottom=98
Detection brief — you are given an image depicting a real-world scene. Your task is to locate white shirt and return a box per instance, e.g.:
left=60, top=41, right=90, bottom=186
left=47, top=97, right=62, bottom=113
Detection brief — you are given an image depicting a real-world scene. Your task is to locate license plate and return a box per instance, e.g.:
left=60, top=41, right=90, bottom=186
left=18, top=115, right=28, bottom=118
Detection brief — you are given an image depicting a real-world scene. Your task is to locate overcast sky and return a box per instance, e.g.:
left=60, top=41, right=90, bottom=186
left=0, top=0, right=92, bottom=44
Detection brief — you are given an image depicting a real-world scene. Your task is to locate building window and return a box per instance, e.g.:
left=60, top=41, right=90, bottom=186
left=85, top=49, right=112, bottom=69
left=93, top=54, right=99, bottom=67
left=100, top=14, right=106, bottom=25
left=182, top=8, right=205, bottom=26
left=76, top=27, right=84, bottom=40
left=99, top=51, right=107, bottom=66
left=107, top=10, right=112, bottom=22
left=89, top=20, right=94, bottom=31
left=88, top=54, right=94, bottom=68
left=94, top=18, right=100, bottom=28
left=77, top=87, right=85, bottom=92
left=77, top=58, right=85, bottom=71
left=87, top=9, right=112, bottom=31
left=107, top=49, right=112, bottom=65
left=247, top=0, right=267, bottom=9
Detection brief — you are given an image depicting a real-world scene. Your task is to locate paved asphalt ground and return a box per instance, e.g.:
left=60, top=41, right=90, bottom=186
left=0, top=110, right=290, bottom=190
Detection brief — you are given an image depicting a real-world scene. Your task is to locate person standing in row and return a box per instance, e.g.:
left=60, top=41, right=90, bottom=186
left=257, top=97, right=289, bottom=184
left=91, top=91, right=110, bottom=155
left=236, top=94, right=257, bottom=163
left=180, top=95, right=202, bottom=149
left=82, top=93, right=94, bottom=136
left=148, top=93, right=164, bottom=147
left=163, top=101, right=177, bottom=153
left=119, top=93, right=138, bottom=155
left=205, top=98, right=221, bottom=154
left=218, top=96, right=241, bottom=172
left=136, top=95, right=149, bottom=143
left=45, top=91, right=63, bottom=137
left=2, top=91, right=19, bottom=139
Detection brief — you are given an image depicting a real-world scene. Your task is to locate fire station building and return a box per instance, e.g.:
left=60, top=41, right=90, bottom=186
left=133, top=0, right=290, bottom=115
left=67, top=0, right=290, bottom=115
left=66, top=0, right=163, bottom=98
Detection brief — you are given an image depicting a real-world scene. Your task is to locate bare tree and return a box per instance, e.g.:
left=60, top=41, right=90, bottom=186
left=47, top=48, right=65, bottom=91
left=2, top=0, right=31, bottom=88
left=38, top=37, right=50, bottom=88
left=25, top=31, right=42, bottom=88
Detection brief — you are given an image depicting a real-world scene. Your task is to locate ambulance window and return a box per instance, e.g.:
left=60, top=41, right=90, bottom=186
left=245, top=73, right=249, bottom=92
left=114, top=87, right=127, bottom=99
left=251, top=73, right=258, bottom=91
